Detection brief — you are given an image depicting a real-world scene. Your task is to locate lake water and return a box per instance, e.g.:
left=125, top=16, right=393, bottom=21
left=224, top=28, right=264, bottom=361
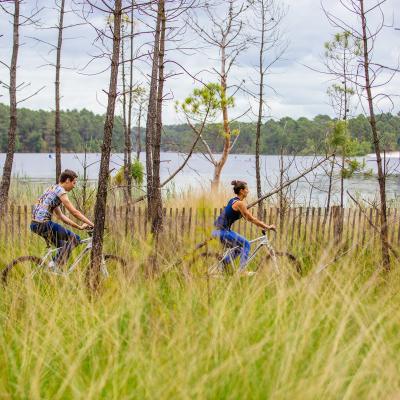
left=1, top=152, right=400, bottom=206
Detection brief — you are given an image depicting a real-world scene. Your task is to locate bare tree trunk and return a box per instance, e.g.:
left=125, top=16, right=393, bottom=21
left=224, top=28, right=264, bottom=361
left=82, top=144, right=88, bottom=214
left=0, top=0, right=20, bottom=214
left=126, top=2, right=134, bottom=197
left=279, top=147, right=285, bottom=230
left=326, top=158, right=334, bottom=209
left=145, top=9, right=161, bottom=221
left=340, top=154, right=344, bottom=208
left=255, top=1, right=266, bottom=219
left=211, top=48, right=230, bottom=190
left=151, top=0, right=165, bottom=235
left=87, top=0, right=122, bottom=291
left=323, top=155, right=335, bottom=226
left=360, top=0, right=390, bottom=270
left=340, top=50, right=348, bottom=210
left=136, top=103, right=142, bottom=160
left=121, top=30, right=130, bottom=201
left=54, top=0, right=65, bottom=183
left=191, top=0, right=248, bottom=191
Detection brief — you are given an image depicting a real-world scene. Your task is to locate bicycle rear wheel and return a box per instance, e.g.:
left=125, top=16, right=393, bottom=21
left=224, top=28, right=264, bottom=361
left=1, top=256, right=43, bottom=287
left=186, top=250, right=234, bottom=278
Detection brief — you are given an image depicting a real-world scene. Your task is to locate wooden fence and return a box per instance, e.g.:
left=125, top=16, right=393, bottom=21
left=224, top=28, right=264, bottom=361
left=1, top=205, right=399, bottom=251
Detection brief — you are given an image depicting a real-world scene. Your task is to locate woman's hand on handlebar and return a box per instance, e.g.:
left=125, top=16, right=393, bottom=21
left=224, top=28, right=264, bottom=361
left=262, top=225, right=276, bottom=235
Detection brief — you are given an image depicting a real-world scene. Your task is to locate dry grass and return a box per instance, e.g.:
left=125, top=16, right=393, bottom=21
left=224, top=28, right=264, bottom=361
left=1, top=182, right=399, bottom=399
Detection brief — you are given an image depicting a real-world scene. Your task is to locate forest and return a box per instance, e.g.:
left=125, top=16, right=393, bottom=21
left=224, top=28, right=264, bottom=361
left=1, top=102, right=399, bottom=155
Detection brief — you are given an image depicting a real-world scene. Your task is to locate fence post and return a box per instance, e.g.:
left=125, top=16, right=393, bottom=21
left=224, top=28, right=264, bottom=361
left=125, top=204, right=129, bottom=236
left=285, top=207, right=291, bottom=248
left=356, top=208, right=362, bottom=250
left=274, top=207, right=279, bottom=245
left=188, top=207, right=192, bottom=242
left=290, top=208, right=296, bottom=247
left=132, top=206, right=136, bottom=238
left=304, top=207, right=310, bottom=243
left=390, top=208, right=396, bottom=244
left=202, top=209, right=206, bottom=241
left=297, top=207, right=302, bottom=241
left=145, top=207, right=149, bottom=237
left=332, top=205, right=342, bottom=245
left=181, top=207, right=186, bottom=237
left=24, top=204, right=28, bottom=240
left=316, top=207, right=322, bottom=244
left=175, top=208, right=179, bottom=242
left=17, top=205, right=21, bottom=246
left=349, top=208, right=356, bottom=246
left=138, top=207, right=142, bottom=237
left=369, top=208, right=374, bottom=244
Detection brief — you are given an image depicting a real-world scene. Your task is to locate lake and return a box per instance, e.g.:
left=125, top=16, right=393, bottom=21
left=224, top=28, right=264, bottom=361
left=1, top=152, right=400, bottom=206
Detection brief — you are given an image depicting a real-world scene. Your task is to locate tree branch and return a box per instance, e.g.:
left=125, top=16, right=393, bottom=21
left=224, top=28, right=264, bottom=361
left=247, top=155, right=334, bottom=208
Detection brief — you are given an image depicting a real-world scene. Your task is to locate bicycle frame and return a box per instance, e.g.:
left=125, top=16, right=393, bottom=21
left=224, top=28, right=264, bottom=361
left=216, top=232, right=279, bottom=274
left=33, top=237, right=109, bottom=277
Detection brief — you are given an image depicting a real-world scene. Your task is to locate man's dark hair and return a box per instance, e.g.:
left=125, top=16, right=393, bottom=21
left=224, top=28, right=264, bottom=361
left=231, top=180, right=247, bottom=194
left=59, top=169, right=78, bottom=183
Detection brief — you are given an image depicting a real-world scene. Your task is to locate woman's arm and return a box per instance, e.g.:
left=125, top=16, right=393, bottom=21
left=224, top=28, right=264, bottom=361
left=59, top=194, right=94, bottom=227
left=233, top=201, right=275, bottom=231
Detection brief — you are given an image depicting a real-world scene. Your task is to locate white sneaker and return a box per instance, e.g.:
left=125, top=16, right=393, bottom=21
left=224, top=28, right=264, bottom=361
left=47, top=260, right=62, bottom=274
left=238, top=270, right=257, bottom=277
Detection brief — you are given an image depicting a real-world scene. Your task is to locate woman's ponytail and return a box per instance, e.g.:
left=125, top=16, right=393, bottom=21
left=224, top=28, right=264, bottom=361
left=231, top=180, right=247, bottom=194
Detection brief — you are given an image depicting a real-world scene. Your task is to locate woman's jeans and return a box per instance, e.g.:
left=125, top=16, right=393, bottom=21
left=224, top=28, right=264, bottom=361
left=30, top=221, right=81, bottom=266
left=212, top=229, right=250, bottom=270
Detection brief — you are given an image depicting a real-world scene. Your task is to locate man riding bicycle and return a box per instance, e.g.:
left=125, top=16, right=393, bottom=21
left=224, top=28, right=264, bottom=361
left=30, top=169, right=94, bottom=269
left=213, top=180, right=275, bottom=274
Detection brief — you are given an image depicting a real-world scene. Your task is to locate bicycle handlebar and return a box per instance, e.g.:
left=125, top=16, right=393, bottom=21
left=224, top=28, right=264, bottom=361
left=84, top=226, right=108, bottom=237
left=262, top=228, right=276, bottom=236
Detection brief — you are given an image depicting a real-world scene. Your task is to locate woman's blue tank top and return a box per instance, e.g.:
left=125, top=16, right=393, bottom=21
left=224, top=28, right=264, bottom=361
left=214, top=197, right=242, bottom=230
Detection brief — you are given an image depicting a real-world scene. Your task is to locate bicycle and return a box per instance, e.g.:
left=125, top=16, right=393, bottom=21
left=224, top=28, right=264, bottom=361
left=193, top=230, right=301, bottom=277
left=1, top=229, right=127, bottom=286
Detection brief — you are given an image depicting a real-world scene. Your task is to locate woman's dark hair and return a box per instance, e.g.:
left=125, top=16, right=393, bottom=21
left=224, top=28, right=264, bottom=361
left=231, top=180, right=247, bottom=194
left=59, top=169, right=78, bottom=183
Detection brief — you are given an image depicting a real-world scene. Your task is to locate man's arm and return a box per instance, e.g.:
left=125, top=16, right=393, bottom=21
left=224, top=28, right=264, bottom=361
left=59, top=194, right=94, bottom=227
left=54, top=207, right=88, bottom=229
left=234, top=201, right=275, bottom=231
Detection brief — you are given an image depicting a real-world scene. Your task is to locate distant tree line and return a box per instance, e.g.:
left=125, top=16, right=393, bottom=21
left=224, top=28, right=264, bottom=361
left=1, top=103, right=399, bottom=155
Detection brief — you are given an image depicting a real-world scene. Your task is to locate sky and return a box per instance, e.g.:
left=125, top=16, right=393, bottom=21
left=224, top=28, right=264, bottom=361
left=0, top=0, right=399, bottom=125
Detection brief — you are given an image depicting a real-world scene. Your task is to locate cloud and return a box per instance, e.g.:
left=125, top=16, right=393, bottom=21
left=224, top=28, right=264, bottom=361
left=0, top=0, right=398, bottom=125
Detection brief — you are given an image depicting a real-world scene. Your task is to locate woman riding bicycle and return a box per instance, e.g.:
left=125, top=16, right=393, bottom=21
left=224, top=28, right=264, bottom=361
left=213, top=180, right=275, bottom=273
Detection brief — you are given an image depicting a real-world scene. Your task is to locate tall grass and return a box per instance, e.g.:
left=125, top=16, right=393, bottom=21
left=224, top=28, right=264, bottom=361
left=1, top=224, right=400, bottom=399
left=1, top=180, right=399, bottom=398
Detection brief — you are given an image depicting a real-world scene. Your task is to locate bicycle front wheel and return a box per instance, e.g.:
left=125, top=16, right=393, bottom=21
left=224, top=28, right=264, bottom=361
left=1, top=256, right=43, bottom=287
left=254, top=248, right=302, bottom=277
left=101, top=254, right=128, bottom=279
